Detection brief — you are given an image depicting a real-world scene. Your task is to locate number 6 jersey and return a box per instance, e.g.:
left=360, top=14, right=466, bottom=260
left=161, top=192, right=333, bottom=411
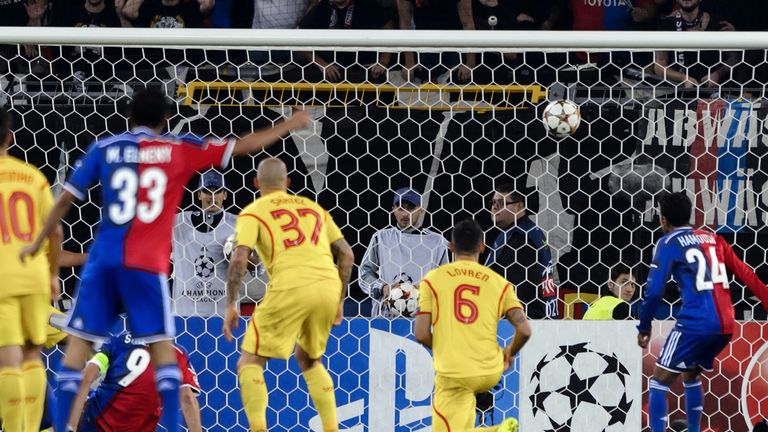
left=64, top=128, right=234, bottom=274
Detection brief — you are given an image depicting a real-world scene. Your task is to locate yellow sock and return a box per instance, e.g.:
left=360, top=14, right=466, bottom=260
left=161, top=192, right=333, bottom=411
left=238, top=364, right=268, bottom=432
left=21, top=360, right=46, bottom=432
left=303, top=364, right=338, bottom=432
left=0, top=367, right=25, bottom=432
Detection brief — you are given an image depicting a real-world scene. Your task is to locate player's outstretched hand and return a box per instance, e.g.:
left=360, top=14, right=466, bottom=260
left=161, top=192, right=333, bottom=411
left=287, top=111, right=312, bottom=130
left=19, top=241, right=42, bottom=263
left=223, top=305, right=240, bottom=342
left=637, top=332, right=650, bottom=349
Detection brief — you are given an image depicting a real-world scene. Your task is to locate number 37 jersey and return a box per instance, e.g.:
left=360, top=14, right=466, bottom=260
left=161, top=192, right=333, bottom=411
left=639, top=227, right=768, bottom=335
left=235, top=191, right=345, bottom=292
left=64, top=128, right=235, bottom=274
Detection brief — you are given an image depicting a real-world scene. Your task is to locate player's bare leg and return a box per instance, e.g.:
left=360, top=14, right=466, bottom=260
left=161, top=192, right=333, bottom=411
left=0, top=345, right=24, bottom=432
left=295, top=345, right=338, bottom=432
left=649, top=365, right=680, bottom=432
left=237, top=351, right=269, bottom=432
left=149, top=340, right=182, bottom=432
left=681, top=368, right=704, bottom=432
left=21, top=343, right=45, bottom=432
left=54, top=335, right=91, bottom=432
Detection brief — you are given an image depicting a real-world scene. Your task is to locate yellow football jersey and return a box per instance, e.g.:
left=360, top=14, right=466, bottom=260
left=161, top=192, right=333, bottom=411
left=235, top=191, right=344, bottom=292
left=0, top=156, right=53, bottom=298
left=418, top=260, right=523, bottom=378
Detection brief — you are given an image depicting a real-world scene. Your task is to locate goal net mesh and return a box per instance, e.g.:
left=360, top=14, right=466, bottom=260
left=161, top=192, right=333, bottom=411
left=3, top=40, right=766, bottom=431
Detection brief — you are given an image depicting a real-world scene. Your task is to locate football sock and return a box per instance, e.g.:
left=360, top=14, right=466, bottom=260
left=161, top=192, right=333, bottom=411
left=156, top=364, right=182, bottom=432
left=239, top=364, right=268, bottom=432
left=0, top=367, right=24, bottom=432
left=684, top=379, right=703, bottom=432
left=303, top=364, right=338, bottom=432
left=54, top=366, right=80, bottom=432
left=21, top=360, right=46, bottom=432
left=649, top=378, right=670, bottom=432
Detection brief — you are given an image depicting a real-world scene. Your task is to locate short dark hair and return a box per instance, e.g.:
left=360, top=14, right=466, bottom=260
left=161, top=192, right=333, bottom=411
left=495, top=183, right=525, bottom=204
left=129, top=88, right=170, bottom=129
left=610, top=263, right=632, bottom=282
left=659, top=191, right=692, bottom=227
left=0, top=107, right=11, bottom=145
left=452, top=219, right=483, bottom=254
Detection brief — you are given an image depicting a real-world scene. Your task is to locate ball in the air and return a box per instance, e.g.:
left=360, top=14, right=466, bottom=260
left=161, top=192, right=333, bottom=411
left=387, top=283, right=419, bottom=317
left=542, top=99, right=581, bottom=138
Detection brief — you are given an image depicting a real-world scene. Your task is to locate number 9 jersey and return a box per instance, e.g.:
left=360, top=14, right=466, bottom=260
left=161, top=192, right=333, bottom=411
left=81, top=333, right=200, bottom=432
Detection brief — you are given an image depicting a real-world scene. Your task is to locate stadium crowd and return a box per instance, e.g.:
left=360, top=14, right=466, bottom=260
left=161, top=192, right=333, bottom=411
left=0, top=0, right=764, bottom=92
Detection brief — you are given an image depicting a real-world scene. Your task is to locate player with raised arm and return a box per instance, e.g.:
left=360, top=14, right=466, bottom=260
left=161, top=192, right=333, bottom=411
left=19, top=88, right=311, bottom=432
left=67, top=332, right=201, bottom=432
left=222, top=158, right=355, bottom=432
left=638, top=192, right=768, bottom=432
left=414, top=219, right=531, bottom=432
left=0, top=107, right=62, bottom=432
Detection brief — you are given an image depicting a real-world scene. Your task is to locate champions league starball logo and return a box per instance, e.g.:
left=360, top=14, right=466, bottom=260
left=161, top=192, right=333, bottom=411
left=194, top=254, right=215, bottom=279
left=529, top=343, right=634, bottom=432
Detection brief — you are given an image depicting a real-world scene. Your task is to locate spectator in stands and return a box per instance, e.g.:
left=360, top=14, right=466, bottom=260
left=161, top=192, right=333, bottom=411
left=0, top=0, right=47, bottom=75
left=248, top=0, right=314, bottom=71
left=486, top=183, right=558, bottom=319
left=583, top=264, right=637, bottom=320
left=359, top=188, right=449, bottom=317
left=396, top=0, right=476, bottom=83
left=50, top=0, right=124, bottom=89
left=116, top=0, right=214, bottom=28
left=654, top=0, right=738, bottom=88
left=298, top=0, right=395, bottom=81
left=473, top=0, right=557, bottom=31
left=172, top=170, right=266, bottom=317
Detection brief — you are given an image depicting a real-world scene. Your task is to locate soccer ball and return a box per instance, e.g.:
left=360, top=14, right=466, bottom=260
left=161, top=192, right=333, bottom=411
left=387, top=283, right=419, bottom=317
left=528, top=343, right=633, bottom=432
left=542, top=99, right=581, bottom=138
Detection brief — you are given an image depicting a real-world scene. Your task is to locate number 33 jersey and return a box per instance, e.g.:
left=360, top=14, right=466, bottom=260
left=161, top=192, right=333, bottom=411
left=235, top=191, right=345, bottom=292
left=64, top=127, right=235, bottom=274
left=83, top=334, right=200, bottom=432
left=639, top=227, right=768, bottom=335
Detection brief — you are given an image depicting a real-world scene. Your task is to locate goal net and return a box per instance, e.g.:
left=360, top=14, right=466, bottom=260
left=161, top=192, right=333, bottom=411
left=4, top=28, right=767, bottom=431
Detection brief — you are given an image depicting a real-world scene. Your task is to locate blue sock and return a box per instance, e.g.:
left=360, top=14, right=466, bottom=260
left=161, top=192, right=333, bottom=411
left=55, top=366, right=81, bottom=432
left=156, top=364, right=182, bottom=432
left=649, top=378, right=670, bottom=432
left=684, top=379, right=703, bottom=432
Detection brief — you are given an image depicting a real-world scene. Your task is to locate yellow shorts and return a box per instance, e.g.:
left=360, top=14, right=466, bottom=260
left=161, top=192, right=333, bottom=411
left=242, top=283, right=339, bottom=360
left=0, top=293, right=49, bottom=347
left=432, top=371, right=503, bottom=432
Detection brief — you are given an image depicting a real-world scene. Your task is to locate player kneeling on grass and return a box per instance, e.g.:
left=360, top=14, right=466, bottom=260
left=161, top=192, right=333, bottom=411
left=67, top=332, right=201, bottom=432
left=414, top=219, right=531, bottom=432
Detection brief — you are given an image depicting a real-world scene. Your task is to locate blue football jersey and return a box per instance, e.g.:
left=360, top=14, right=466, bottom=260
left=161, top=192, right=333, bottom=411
left=639, top=227, right=768, bottom=335
left=64, top=128, right=233, bottom=274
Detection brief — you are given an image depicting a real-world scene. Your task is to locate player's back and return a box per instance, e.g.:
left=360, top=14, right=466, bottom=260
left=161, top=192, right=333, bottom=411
left=85, top=334, right=160, bottom=431
left=0, top=155, right=53, bottom=297
left=238, top=191, right=343, bottom=291
left=420, top=260, right=522, bottom=378
left=64, top=129, right=233, bottom=274
left=653, top=227, right=734, bottom=334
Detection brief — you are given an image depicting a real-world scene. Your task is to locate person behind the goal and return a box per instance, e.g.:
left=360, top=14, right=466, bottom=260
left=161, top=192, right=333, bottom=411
left=222, top=158, right=355, bottom=432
